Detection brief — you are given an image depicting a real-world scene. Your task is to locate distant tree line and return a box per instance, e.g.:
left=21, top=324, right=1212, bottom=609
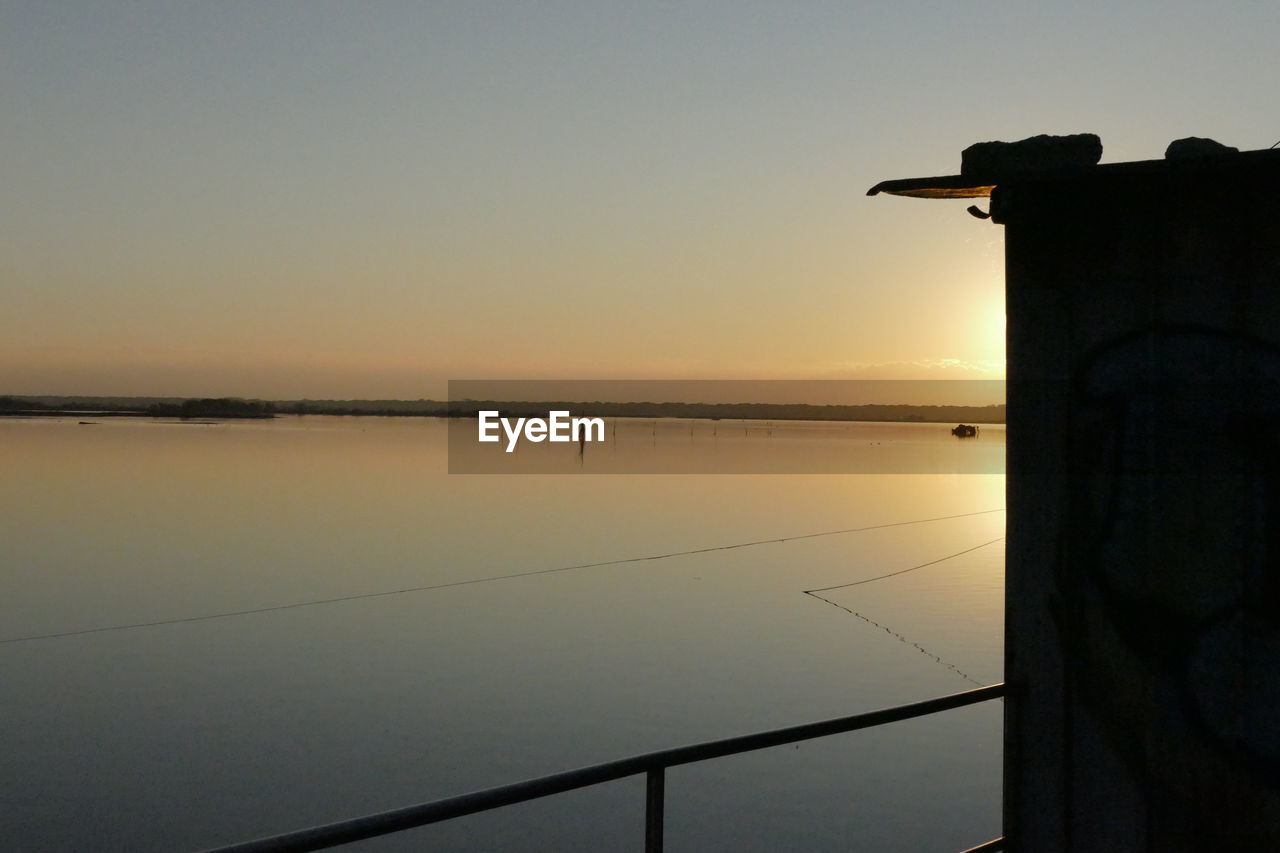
left=146, top=398, right=276, bottom=419
left=266, top=399, right=1006, bottom=423
left=1, top=395, right=1006, bottom=424
left=0, top=396, right=47, bottom=411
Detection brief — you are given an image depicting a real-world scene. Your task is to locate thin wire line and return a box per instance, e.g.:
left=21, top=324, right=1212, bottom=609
left=0, top=508, right=1005, bottom=645
left=806, top=591, right=984, bottom=686
left=803, top=537, right=1006, bottom=684
left=803, top=537, right=1005, bottom=594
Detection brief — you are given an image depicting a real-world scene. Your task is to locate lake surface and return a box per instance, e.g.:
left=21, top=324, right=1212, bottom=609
left=0, top=416, right=1005, bottom=852
left=450, top=415, right=1005, bottom=474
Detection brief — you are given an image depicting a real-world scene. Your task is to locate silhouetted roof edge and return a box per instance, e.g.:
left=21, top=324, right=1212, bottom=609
left=867, top=148, right=1280, bottom=199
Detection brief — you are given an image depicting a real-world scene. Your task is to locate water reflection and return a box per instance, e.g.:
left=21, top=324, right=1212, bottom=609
left=450, top=416, right=1005, bottom=474
left=0, top=416, right=1004, bottom=852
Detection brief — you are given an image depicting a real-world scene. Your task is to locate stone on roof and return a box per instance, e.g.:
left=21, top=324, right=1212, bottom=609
left=961, top=133, right=1103, bottom=177
left=1165, top=137, right=1240, bottom=160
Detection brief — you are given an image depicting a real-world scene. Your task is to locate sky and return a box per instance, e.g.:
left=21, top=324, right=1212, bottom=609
left=2, top=1, right=1277, bottom=399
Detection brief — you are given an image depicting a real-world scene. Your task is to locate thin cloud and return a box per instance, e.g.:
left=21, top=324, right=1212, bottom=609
left=822, top=359, right=1006, bottom=380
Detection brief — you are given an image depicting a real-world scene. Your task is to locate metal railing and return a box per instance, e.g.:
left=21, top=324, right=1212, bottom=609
left=199, top=683, right=1007, bottom=853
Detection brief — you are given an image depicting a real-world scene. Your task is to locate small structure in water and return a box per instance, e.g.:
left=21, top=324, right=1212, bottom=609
left=951, top=423, right=978, bottom=437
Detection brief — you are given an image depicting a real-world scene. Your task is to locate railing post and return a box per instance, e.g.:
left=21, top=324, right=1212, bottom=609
left=645, top=767, right=664, bottom=853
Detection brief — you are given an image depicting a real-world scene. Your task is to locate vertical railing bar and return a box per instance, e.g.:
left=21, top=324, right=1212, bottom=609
left=645, top=767, right=665, bottom=853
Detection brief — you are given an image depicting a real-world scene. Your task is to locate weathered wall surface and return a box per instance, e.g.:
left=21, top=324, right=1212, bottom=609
left=1003, top=164, right=1280, bottom=851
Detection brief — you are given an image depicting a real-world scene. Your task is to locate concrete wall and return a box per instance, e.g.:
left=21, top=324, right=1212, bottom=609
left=1002, top=164, right=1280, bottom=851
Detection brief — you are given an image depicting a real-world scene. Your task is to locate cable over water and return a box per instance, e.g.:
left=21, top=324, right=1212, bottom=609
left=0, top=508, right=1004, bottom=645
left=806, top=592, right=986, bottom=686
left=804, top=537, right=1006, bottom=594
left=803, top=538, right=1006, bottom=685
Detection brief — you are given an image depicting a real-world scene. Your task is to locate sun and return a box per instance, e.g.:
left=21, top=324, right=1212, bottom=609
left=976, top=295, right=1007, bottom=364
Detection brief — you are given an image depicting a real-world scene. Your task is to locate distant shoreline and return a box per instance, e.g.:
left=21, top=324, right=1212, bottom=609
left=1, top=395, right=1006, bottom=424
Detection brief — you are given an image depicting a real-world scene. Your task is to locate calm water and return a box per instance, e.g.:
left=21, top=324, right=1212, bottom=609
left=450, top=416, right=1005, bottom=474
left=0, top=416, right=1005, bottom=852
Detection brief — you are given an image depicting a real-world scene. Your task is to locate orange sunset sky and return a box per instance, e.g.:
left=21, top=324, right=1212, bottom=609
left=3, top=2, right=1275, bottom=400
